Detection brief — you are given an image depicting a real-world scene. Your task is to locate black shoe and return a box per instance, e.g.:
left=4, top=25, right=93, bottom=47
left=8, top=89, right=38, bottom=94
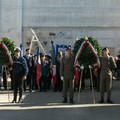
left=53, top=89, right=57, bottom=92
left=63, top=98, right=67, bottom=103
left=43, top=90, right=47, bottom=92
left=59, top=89, right=62, bottom=92
left=23, top=89, right=26, bottom=92
left=39, top=89, right=42, bottom=92
left=99, top=99, right=104, bottom=103
left=70, top=98, right=74, bottom=104
left=17, top=99, right=23, bottom=103
left=11, top=100, right=16, bottom=103
left=29, top=89, right=32, bottom=92
left=107, top=99, right=114, bottom=104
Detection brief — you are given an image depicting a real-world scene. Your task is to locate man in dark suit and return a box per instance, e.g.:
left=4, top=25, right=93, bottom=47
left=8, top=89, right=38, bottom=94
left=40, top=55, right=50, bottom=92
left=23, top=48, right=33, bottom=92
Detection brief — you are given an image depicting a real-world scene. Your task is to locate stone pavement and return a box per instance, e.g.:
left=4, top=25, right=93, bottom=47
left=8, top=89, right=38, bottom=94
left=0, top=80, right=120, bottom=120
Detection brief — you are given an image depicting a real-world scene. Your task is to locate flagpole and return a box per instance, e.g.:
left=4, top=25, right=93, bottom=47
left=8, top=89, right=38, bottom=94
left=36, top=47, right=41, bottom=91
left=78, top=65, right=84, bottom=103
left=37, top=47, right=40, bottom=92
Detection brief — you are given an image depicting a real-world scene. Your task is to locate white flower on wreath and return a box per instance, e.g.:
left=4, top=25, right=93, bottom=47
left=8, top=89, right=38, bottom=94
left=84, top=36, right=88, bottom=40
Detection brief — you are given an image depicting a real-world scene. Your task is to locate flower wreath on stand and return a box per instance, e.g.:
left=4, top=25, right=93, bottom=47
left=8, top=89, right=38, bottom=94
left=73, top=36, right=102, bottom=68
left=73, top=36, right=102, bottom=86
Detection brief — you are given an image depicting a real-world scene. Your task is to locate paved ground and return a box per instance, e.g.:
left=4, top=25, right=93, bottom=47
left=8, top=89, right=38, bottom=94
left=0, top=79, right=120, bottom=120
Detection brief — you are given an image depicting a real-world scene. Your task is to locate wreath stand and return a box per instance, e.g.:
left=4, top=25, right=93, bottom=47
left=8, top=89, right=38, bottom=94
left=77, top=65, right=96, bottom=104
left=5, top=66, right=10, bottom=103
left=74, top=39, right=100, bottom=104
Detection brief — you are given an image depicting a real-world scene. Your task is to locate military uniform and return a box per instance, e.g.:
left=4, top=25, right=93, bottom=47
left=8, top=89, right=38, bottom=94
left=99, top=56, right=116, bottom=103
left=60, top=54, right=75, bottom=103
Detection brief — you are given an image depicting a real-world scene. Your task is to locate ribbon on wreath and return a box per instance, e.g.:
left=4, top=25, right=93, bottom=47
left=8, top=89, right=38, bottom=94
left=0, top=42, right=13, bottom=65
left=74, top=40, right=100, bottom=68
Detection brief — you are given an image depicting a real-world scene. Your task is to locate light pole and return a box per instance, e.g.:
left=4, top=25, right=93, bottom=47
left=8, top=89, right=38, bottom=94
left=49, top=32, right=56, bottom=64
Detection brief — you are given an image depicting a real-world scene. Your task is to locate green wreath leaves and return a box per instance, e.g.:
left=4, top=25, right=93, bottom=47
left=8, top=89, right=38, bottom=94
left=73, top=36, right=102, bottom=67
left=0, top=37, right=15, bottom=65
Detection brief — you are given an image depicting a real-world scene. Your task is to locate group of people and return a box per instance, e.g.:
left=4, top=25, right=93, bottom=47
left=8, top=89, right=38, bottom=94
left=61, top=47, right=117, bottom=104
left=0, top=46, right=118, bottom=104
left=10, top=47, right=64, bottom=103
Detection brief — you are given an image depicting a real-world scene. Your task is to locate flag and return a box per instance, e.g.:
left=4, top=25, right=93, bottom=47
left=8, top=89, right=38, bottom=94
left=51, top=41, right=56, bottom=65
left=51, top=65, right=56, bottom=87
left=51, top=41, right=56, bottom=87
left=36, top=47, right=41, bottom=85
left=20, top=43, right=23, bottom=57
left=75, top=68, right=80, bottom=85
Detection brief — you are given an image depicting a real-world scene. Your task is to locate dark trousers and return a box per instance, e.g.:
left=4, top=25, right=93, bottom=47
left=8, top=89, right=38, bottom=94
left=23, top=67, right=33, bottom=91
left=13, top=73, right=22, bottom=101
left=63, top=78, right=74, bottom=98
left=54, top=75, right=63, bottom=91
left=47, top=73, right=52, bottom=90
left=10, top=70, right=13, bottom=89
left=39, top=75, right=48, bottom=92
left=3, top=71, right=7, bottom=90
left=32, top=70, right=38, bottom=89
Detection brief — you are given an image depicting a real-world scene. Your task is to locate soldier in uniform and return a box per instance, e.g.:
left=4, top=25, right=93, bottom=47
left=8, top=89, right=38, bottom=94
left=12, top=47, right=28, bottom=103
left=99, top=47, right=116, bottom=103
left=60, top=47, right=75, bottom=103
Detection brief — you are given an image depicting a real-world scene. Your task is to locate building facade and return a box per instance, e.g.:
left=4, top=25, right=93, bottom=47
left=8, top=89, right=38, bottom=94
left=0, top=0, right=120, bottom=56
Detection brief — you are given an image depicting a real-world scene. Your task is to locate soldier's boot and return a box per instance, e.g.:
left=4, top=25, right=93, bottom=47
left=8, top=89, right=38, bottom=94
left=63, top=97, right=67, bottom=103
left=70, top=98, right=74, bottom=104
left=99, top=96, right=104, bottom=103
left=107, top=97, right=113, bottom=104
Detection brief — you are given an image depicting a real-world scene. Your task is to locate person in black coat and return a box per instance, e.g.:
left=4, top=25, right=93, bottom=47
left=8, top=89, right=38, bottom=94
left=39, top=55, right=50, bottom=92
left=54, top=51, right=63, bottom=92
left=23, top=48, right=33, bottom=92
left=12, top=47, right=28, bottom=103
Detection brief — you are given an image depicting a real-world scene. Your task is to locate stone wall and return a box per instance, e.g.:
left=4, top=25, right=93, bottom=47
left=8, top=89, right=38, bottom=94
left=0, top=0, right=120, bottom=55
left=0, top=0, right=22, bottom=46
